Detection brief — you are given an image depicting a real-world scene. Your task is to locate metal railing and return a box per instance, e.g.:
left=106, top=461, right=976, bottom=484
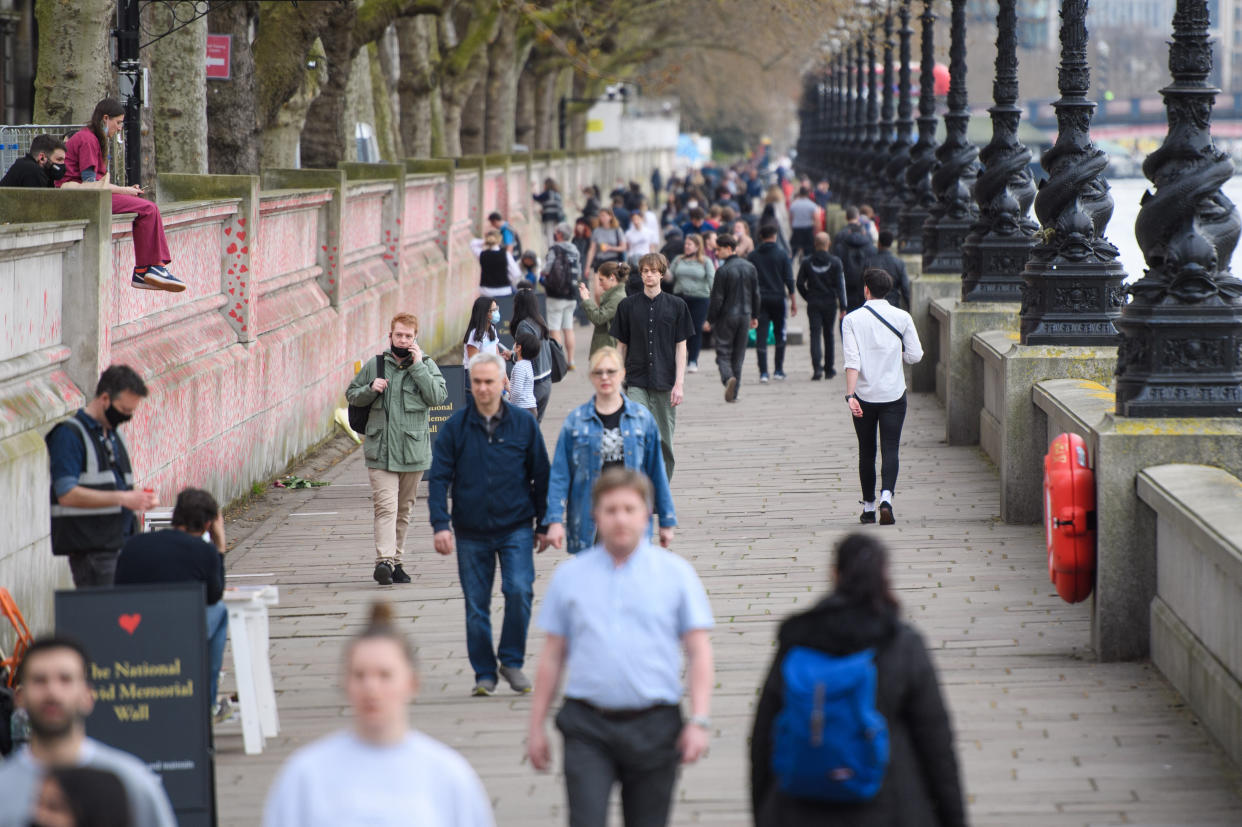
left=0, top=124, right=128, bottom=184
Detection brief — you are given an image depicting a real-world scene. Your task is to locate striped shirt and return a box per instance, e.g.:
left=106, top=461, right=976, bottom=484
left=509, top=360, right=536, bottom=409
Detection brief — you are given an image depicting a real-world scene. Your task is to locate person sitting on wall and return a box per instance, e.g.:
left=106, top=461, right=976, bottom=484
left=0, top=134, right=66, bottom=188
left=56, top=98, right=186, bottom=293
left=113, top=488, right=231, bottom=721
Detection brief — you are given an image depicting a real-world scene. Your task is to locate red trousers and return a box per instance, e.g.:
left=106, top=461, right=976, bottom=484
left=112, top=193, right=171, bottom=268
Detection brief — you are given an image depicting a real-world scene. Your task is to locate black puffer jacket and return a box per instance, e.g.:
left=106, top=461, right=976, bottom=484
left=833, top=223, right=878, bottom=310
left=750, top=594, right=967, bottom=827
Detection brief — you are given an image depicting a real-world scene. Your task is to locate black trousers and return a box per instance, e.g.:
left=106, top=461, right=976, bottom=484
left=805, top=301, right=838, bottom=374
left=755, top=297, right=787, bottom=376
left=851, top=392, right=908, bottom=501
left=713, top=314, right=749, bottom=390
left=556, top=699, right=683, bottom=827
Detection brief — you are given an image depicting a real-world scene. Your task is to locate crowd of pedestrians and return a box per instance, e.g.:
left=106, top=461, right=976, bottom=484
left=1, top=162, right=965, bottom=827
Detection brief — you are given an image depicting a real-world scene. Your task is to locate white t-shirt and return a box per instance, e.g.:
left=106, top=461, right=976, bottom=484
left=263, top=730, right=494, bottom=827
left=464, top=328, right=500, bottom=366
left=626, top=225, right=653, bottom=257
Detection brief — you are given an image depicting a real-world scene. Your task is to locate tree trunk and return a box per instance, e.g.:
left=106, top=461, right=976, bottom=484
left=33, top=0, right=111, bottom=123
left=207, top=1, right=260, bottom=175
left=253, top=1, right=340, bottom=133
left=531, top=63, right=557, bottom=150
left=515, top=65, right=535, bottom=150
left=459, top=72, right=486, bottom=156
left=437, top=1, right=499, bottom=158
left=344, top=46, right=377, bottom=162
left=149, top=4, right=208, bottom=174
left=369, top=41, right=401, bottom=161
left=397, top=16, right=437, bottom=157
left=568, top=71, right=588, bottom=150
left=375, top=28, right=404, bottom=158
left=260, top=42, right=326, bottom=169
left=299, top=3, right=358, bottom=169
left=482, top=20, right=515, bottom=154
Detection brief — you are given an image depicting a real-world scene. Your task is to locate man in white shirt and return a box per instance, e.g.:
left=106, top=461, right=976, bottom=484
left=842, top=268, right=924, bottom=526
left=0, top=638, right=177, bottom=827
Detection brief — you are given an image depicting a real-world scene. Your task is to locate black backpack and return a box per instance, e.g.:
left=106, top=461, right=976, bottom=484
left=348, top=355, right=385, bottom=434
left=543, top=245, right=580, bottom=299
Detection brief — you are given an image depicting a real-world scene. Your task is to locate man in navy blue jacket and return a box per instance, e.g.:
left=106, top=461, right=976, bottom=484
left=428, top=352, right=551, bottom=697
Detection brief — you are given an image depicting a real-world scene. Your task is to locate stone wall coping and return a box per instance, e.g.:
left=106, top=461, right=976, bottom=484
left=1138, top=464, right=1242, bottom=586
left=0, top=221, right=87, bottom=250
left=930, top=296, right=956, bottom=321
left=1033, top=378, right=1115, bottom=433
left=972, top=328, right=1019, bottom=359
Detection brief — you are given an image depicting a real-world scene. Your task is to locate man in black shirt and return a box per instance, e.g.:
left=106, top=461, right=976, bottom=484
left=0, top=135, right=66, bottom=188
left=610, top=252, right=694, bottom=479
left=115, top=488, right=228, bottom=716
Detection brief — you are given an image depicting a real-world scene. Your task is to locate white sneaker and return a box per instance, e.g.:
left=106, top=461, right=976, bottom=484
left=687, top=361, right=698, bottom=373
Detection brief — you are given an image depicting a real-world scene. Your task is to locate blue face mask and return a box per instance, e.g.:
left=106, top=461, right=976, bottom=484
left=490, top=310, right=501, bottom=325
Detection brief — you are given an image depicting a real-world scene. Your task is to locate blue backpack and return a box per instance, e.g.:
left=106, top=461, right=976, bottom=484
left=771, top=646, right=890, bottom=802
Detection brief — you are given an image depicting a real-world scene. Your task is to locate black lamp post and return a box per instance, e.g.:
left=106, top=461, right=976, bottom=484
left=1114, top=0, right=1242, bottom=416
left=1019, top=0, right=1125, bottom=345
left=847, top=34, right=866, bottom=203
left=881, top=0, right=915, bottom=234
left=862, top=14, right=881, bottom=205
left=960, top=0, right=1038, bottom=302
left=898, top=0, right=940, bottom=254
left=921, top=0, right=979, bottom=273
left=870, top=3, right=896, bottom=210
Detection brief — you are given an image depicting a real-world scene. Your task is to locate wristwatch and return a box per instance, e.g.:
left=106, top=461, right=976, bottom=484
left=844, top=393, right=855, bottom=403
left=689, top=715, right=712, bottom=730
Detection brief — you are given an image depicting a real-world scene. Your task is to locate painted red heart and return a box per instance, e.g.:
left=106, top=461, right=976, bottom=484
left=224, top=226, right=232, bottom=235
left=226, top=243, right=238, bottom=255
left=118, top=614, right=141, bottom=635
left=237, top=217, right=246, bottom=226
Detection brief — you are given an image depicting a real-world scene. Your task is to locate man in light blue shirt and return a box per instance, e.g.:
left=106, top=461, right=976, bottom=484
left=527, top=468, right=715, bottom=827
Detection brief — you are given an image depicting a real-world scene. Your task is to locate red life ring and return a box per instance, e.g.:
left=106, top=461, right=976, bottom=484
left=1043, top=433, right=1096, bottom=604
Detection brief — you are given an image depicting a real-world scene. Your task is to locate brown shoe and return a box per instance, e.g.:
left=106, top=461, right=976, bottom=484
left=878, top=501, right=895, bottom=525
left=724, top=377, right=738, bottom=403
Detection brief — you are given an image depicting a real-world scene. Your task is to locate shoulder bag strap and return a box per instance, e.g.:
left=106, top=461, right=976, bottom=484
left=863, top=304, right=905, bottom=352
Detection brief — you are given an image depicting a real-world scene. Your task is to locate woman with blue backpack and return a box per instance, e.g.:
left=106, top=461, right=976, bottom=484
left=749, top=533, right=966, bottom=826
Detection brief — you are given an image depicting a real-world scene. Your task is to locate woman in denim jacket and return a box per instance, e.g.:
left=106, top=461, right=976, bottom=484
left=543, top=347, right=677, bottom=554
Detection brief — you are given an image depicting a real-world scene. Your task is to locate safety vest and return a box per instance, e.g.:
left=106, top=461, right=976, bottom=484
left=47, top=412, right=135, bottom=555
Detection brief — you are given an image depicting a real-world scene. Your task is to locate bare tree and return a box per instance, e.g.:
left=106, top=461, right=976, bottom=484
left=437, top=0, right=501, bottom=157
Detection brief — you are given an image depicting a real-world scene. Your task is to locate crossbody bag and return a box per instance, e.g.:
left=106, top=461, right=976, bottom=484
left=864, top=305, right=906, bottom=352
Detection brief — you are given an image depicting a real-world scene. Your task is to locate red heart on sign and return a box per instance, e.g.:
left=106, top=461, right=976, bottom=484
left=118, top=614, right=142, bottom=635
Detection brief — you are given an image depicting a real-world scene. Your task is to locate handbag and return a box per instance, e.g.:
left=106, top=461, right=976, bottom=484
left=347, top=355, right=385, bottom=433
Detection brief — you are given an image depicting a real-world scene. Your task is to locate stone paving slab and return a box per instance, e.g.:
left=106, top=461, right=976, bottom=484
left=214, top=325, right=1242, bottom=826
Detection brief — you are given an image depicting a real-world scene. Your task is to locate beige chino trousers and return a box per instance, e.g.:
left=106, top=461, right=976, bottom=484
left=368, top=468, right=423, bottom=565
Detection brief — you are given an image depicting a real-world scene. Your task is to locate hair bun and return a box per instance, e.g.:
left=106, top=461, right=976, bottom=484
left=368, top=602, right=395, bottom=627
left=616, top=262, right=631, bottom=277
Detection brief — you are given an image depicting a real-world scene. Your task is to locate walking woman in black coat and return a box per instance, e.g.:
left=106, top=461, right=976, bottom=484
left=750, top=533, right=967, bottom=827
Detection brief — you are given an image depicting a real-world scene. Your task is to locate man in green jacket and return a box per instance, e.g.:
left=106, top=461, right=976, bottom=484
left=346, top=312, right=449, bottom=585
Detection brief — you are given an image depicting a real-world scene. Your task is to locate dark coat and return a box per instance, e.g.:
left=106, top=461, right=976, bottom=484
left=748, top=240, right=796, bottom=300
left=867, top=249, right=912, bottom=311
left=750, top=594, right=967, bottom=827
left=833, top=223, right=878, bottom=310
left=707, top=254, right=761, bottom=325
left=796, top=250, right=848, bottom=309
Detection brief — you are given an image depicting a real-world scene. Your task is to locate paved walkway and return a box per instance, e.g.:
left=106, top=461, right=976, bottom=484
left=215, top=325, right=1242, bottom=826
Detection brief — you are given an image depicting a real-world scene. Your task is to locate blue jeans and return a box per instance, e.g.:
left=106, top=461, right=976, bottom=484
left=206, top=602, right=229, bottom=706
left=455, top=526, right=535, bottom=682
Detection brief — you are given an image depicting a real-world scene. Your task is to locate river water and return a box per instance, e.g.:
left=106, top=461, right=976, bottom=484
left=1106, top=176, right=1242, bottom=283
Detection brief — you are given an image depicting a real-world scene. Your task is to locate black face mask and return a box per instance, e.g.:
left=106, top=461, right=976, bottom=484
left=45, top=162, right=66, bottom=181
left=390, top=345, right=411, bottom=359
left=104, top=404, right=132, bottom=428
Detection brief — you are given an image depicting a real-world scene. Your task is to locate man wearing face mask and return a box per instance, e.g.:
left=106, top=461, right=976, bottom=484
left=346, top=313, right=449, bottom=586
left=45, top=365, right=157, bottom=587
left=0, top=134, right=66, bottom=187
